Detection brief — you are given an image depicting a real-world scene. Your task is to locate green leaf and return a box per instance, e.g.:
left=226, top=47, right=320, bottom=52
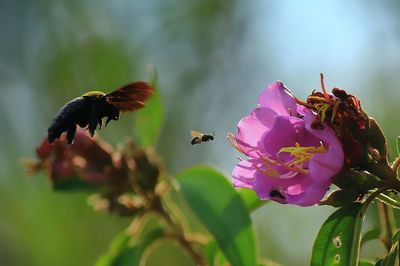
left=96, top=231, right=131, bottom=266
left=319, top=189, right=360, bottom=208
left=237, top=188, right=267, bottom=212
left=134, top=67, right=164, bottom=148
left=175, top=166, right=256, bottom=266
left=380, top=244, right=398, bottom=266
left=140, top=239, right=197, bottom=266
left=396, top=136, right=400, bottom=156
left=311, top=203, right=363, bottom=266
left=358, top=260, right=375, bottom=266
left=203, top=241, right=218, bottom=266
left=96, top=214, right=165, bottom=266
left=392, top=229, right=400, bottom=243
left=361, top=226, right=381, bottom=246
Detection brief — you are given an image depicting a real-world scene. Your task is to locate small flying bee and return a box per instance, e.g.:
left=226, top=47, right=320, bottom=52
left=190, top=131, right=214, bottom=145
left=48, top=82, right=154, bottom=145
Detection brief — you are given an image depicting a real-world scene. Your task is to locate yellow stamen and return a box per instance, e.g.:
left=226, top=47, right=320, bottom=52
left=255, top=152, right=280, bottom=178
left=253, top=164, right=280, bottom=179
left=279, top=142, right=326, bottom=168
left=227, top=133, right=244, bottom=153
left=308, top=95, right=331, bottom=103
left=255, top=151, right=311, bottom=177
left=318, top=104, right=331, bottom=124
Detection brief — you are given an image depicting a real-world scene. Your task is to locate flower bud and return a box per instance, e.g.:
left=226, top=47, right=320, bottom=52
left=333, top=169, right=383, bottom=191
left=319, top=189, right=361, bottom=207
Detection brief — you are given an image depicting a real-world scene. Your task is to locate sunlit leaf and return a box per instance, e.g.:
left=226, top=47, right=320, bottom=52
left=311, top=203, right=363, bottom=266
left=134, top=67, right=164, bottom=147
left=175, top=166, right=256, bottom=266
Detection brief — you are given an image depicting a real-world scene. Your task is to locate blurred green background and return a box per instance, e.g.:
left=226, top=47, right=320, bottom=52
left=1, top=1, right=400, bottom=265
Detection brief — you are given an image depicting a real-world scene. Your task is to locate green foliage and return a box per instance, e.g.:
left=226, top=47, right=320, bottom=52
left=359, top=260, right=375, bottom=266
left=96, top=214, right=165, bottom=266
left=237, top=188, right=267, bottom=212
left=311, top=203, right=363, bottom=266
left=376, top=229, right=400, bottom=266
left=361, top=226, right=381, bottom=246
left=176, top=166, right=257, bottom=266
left=134, top=67, right=164, bottom=148
left=320, top=189, right=360, bottom=207
left=378, top=245, right=398, bottom=266
left=396, top=136, right=400, bottom=156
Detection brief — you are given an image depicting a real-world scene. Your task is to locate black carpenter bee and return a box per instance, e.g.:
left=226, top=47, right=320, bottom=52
left=48, top=82, right=154, bottom=145
left=190, top=131, right=214, bottom=145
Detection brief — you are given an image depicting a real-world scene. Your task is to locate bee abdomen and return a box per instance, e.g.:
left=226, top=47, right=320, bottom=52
left=191, top=137, right=201, bottom=145
left=47, top=97, right=90, bottom=143
left=201, top=135, right=214, bottom=142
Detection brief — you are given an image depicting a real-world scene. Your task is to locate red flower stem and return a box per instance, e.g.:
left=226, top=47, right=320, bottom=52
left=320, top=73, right=329, bottom=99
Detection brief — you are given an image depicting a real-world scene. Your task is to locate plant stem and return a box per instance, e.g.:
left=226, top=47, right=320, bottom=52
left=377, top=202, right=393, bottom=251
left=377, top=193, right=400, bottom=209
left=156, top=199, right=205, bottom=266
left=392, top=156, right=400, bottom=174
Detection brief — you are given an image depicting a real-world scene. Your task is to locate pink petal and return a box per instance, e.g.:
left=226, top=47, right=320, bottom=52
left=232, top=159, right=257, bottom=189
left=252, top=167, right=329, bottom=206
left=258, top=81, right=298, bottom=116
left=263, top=116, right=320, bottom=155
left=293, top=183, right=331, bottom=206
left=303, top=109, right=344, bottom=181
left=236, top=107, right=277, bottom=157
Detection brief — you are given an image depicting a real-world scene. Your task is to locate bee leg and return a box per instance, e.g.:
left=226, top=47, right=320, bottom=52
left=48, top=130, right=61, bottom=143
left=88, top=106, right=100, bottom=137
left=105, top=117, right=112, bottom=127
left=66, top=124, right=77, bottom=146
left=98, top=118, right=103, bottom=129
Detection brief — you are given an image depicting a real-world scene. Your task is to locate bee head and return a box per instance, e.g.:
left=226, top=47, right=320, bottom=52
left=103, top=102, right=120, bottom=121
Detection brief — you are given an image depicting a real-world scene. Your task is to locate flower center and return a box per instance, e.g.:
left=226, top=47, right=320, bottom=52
left=227, top=132, right=327, bottom=178
left=254, top=142, right=326, bottom=178
left=278, top=142, right=326, bottom=169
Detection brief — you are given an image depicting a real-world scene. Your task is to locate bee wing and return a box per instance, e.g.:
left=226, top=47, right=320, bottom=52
left=105, top=82, right=154, bottom=112
left=191, top=130, right=203, bottom=138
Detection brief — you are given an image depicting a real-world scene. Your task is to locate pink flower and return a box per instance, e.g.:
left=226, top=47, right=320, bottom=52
left=229, top=81, right=344, bottom=206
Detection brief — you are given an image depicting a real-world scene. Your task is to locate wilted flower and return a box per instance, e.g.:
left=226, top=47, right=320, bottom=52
left=297, top=74, right=369, bottom=168
left=28, top=129, right=125, bottom=187
left=228, top=81, right=344, bottom=206
left=26, top=129, right=163, bottom=216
